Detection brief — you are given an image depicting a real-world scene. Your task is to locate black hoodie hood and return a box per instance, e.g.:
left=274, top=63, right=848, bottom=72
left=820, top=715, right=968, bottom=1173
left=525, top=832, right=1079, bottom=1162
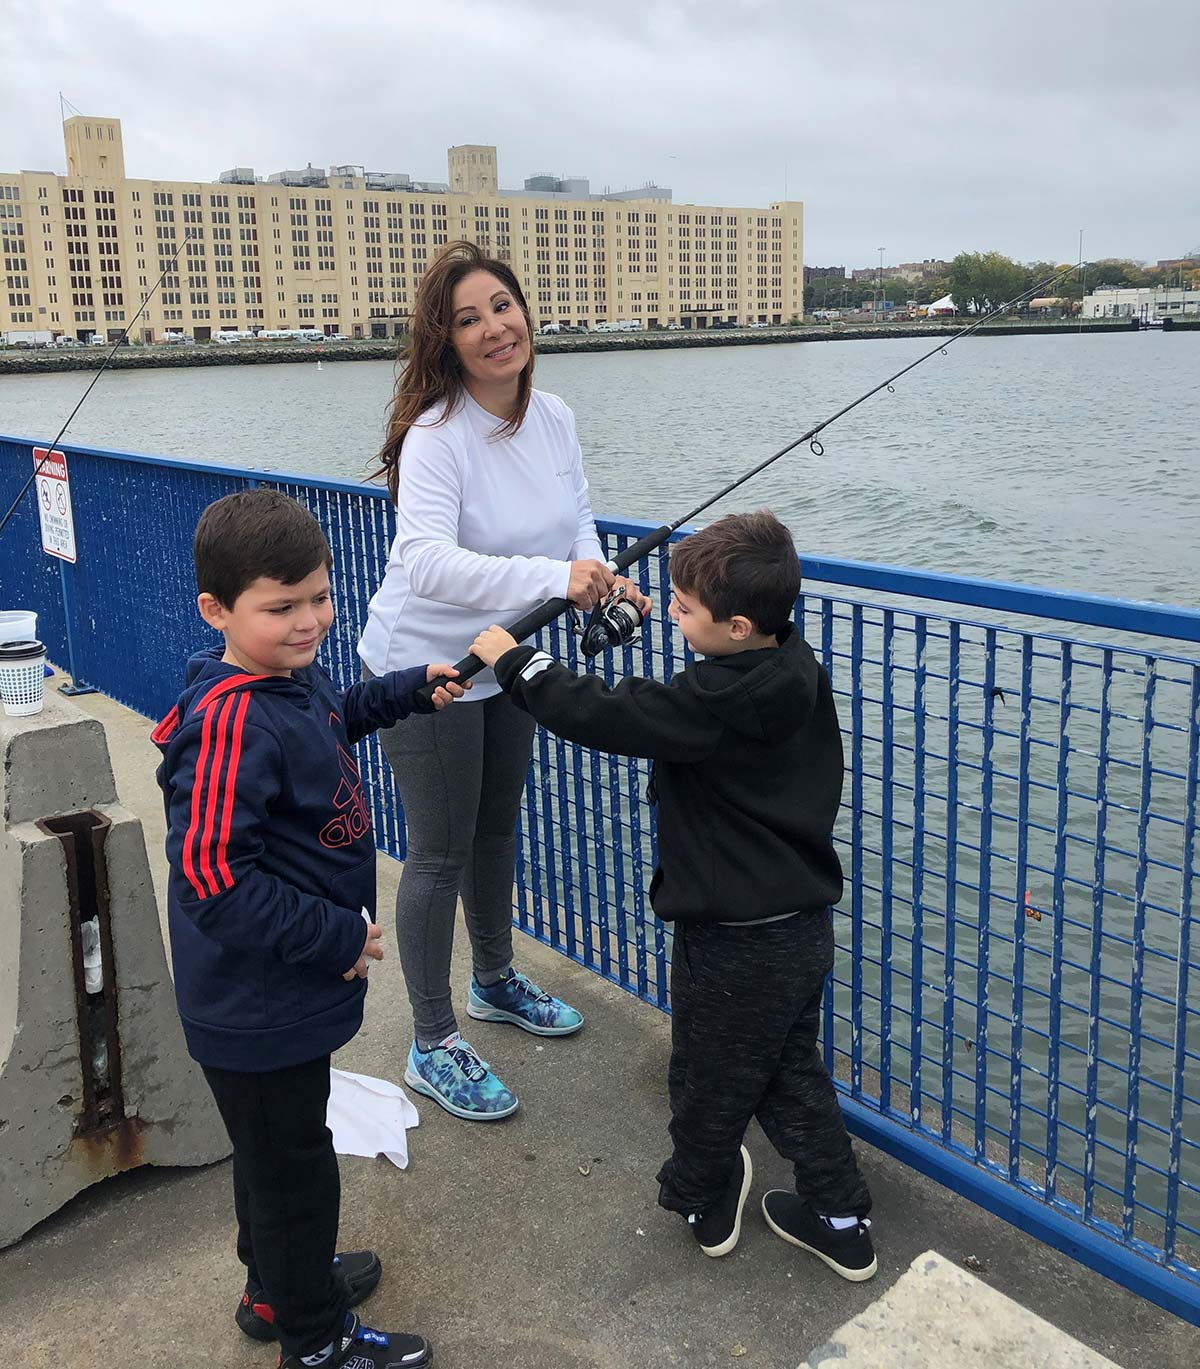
left=686, top=625, right=817, bottom=744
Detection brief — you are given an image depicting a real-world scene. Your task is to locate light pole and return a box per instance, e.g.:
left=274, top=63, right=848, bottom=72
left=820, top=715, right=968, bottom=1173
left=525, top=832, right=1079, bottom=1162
left=877, top=247, right=885, bottom=317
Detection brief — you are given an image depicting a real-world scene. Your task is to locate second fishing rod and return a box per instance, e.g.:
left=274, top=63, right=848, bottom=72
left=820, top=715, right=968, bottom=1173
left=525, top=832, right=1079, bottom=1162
left=414, top=262, right=1082, bottom=707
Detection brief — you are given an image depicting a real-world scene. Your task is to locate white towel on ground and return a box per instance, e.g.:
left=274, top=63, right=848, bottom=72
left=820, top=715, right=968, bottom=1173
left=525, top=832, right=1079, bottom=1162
left=328, top=1067, right=420, bottom=1170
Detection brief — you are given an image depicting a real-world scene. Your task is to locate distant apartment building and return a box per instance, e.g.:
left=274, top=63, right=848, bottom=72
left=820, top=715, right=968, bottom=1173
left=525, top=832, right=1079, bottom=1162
left=803, top=265, right=845, bottom=282
left=1, top=116, right=804, bottom=342
left=850, top=259, right=950, bottom=283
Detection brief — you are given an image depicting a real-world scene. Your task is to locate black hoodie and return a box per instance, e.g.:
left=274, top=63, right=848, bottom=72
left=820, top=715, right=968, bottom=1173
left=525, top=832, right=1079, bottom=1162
left=494, top=624, right=843, bottom=925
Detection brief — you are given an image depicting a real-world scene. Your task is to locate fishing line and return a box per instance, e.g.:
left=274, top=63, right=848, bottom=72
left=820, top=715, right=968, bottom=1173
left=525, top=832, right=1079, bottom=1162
left=416, top=260, right=1086, bottom=704
left=0, top=231, right=193, bottom=537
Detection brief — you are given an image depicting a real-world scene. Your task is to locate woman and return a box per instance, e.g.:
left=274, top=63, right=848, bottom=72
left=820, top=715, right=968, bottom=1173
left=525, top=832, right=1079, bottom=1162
left=359, top=241, right=648, bottom=1121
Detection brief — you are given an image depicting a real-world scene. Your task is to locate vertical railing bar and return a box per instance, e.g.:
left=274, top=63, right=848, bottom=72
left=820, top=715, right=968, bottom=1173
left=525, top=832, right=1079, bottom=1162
left=589, top=743, right=612, bottom=980
left=822, top=596, right=837, bottom=1071
left=630, top=538, right=655, bottom=1001
left=942, top=622, right=961, bottom=1145
left=522, top=745, right=542, bottom=939
left=851, top=603, right=865, bottom=1097
left=1163, top=665, right=1198, bottom=1260
left=1084, top=649, right=1113, bottom=1221
left=1009, top=635, right=1034, bottom=1182
left=571, top=727, right=596, bottom=972
left=911, top=616, right=928, bottom=1128
left=974, top=627, right=997, bottom=1162
left=536, top=718, right=558, bottom=947
left=599, top=596, right=630, bottom=988
left=549, top=615, right=579, bottom=960
left=1122, top=657, right=1156, bottom=1241
left=654, top=542, right=674, bottom=1005
left=880, top=610, right=896, bottom=1115
left=1045, top=642, right=1072, bottom=1199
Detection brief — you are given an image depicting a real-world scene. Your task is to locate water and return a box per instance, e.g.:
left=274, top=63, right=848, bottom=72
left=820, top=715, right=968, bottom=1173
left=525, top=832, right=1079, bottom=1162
left=3, top=329, right=1199, bottom=607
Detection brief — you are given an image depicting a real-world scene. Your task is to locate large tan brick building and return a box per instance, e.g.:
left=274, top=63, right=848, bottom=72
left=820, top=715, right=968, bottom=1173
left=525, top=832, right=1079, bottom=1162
left=1, top=115, right=803, bottom=342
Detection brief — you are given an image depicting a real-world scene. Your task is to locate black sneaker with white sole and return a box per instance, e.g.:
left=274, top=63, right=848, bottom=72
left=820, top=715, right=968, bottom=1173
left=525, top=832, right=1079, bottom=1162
left=686, top=1145, right=753, bottom=1257
left=277, top=1312, right=432, bottom=1368
left=237, top=1249, right=383, bottom=1342
left=761, top=1190, right=877, bottom=1281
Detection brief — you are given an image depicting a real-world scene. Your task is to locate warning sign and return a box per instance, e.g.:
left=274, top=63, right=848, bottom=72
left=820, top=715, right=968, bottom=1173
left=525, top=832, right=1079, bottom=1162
left=32, top=447, right=77, bottom=563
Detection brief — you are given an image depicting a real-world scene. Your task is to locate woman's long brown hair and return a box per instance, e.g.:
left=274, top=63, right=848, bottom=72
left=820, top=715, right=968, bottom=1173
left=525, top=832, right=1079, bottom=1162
left=374, top=240, right=536, bottom=504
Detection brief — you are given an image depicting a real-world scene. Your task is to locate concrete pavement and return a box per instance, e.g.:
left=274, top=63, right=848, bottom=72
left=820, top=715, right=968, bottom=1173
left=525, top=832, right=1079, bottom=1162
left=0, top=678, right=1192, bottom=1368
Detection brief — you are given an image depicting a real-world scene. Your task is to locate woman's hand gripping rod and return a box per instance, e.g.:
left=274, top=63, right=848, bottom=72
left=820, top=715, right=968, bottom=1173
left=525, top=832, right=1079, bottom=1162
left=413, top=525, right=672, bottom=708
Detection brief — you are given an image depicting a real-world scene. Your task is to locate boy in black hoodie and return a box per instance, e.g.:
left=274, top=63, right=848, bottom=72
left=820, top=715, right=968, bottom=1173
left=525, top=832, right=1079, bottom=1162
left=471, top=510, right=876, bottom=1281
left=154, top=489, right=464, bottom=1369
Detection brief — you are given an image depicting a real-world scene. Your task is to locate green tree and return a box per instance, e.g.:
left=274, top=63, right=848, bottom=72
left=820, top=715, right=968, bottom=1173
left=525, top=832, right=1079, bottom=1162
left=947, top=251, right=1027, bottom=314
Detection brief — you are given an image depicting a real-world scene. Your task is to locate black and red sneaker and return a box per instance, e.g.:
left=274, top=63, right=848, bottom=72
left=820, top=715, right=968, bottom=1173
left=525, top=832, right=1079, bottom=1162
left=236, top=1250, right=383, bottom=1342
left=277, top=1312, right=432, bottom=1368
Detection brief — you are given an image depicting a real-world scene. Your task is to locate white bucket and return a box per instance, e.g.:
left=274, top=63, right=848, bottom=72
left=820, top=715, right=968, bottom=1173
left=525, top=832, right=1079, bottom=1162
left=0, top=610, right=37, bottom=644
left=0, top=639, right=47, bottom=716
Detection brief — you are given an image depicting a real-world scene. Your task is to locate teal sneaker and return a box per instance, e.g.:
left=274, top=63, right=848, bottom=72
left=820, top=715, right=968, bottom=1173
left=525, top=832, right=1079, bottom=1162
left=467, top=968, right=584, bottom=1037
left=402, top=1033, right=518, bottom=1121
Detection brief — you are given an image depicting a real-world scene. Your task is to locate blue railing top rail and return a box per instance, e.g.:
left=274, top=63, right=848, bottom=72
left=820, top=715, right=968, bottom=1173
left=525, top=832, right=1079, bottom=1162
left=5, top=431, right=1200, bottom=646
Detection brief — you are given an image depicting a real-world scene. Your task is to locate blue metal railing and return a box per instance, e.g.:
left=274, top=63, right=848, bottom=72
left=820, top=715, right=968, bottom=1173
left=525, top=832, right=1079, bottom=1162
left=2, top=432, right=1197, bottom=1325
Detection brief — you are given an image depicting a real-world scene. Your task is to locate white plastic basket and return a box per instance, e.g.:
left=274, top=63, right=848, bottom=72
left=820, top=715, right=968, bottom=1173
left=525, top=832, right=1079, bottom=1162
left=0, top=639, right=47, bottom=717
left=0, top=610, right=37, bottom=644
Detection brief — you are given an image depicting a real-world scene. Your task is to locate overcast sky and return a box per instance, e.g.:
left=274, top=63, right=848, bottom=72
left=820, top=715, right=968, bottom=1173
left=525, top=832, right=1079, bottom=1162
left=3, top=0, right=1196, bottom=269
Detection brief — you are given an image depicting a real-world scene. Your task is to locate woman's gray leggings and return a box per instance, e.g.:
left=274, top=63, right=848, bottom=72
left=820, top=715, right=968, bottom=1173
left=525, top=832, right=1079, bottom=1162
left=375, top=690, right=537, bottom=1046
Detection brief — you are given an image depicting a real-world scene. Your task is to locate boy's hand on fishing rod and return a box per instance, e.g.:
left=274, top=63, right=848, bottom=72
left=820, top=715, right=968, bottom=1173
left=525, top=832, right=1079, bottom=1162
left=342, top=920, right=384, bottom=980
left=612, top=576, right=653, bottom=616
left=425, top=663, right=470, bottom=709
left=471, top=625, right=519, bottom=667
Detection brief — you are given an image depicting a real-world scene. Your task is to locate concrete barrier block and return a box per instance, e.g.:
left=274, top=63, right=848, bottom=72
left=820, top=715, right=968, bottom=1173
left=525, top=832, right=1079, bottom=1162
left=0, top=697, right=229, bottom=1250
left=797, top=1248, right=1122, bottom=1368
left=0, top=694, right=117, bottom=825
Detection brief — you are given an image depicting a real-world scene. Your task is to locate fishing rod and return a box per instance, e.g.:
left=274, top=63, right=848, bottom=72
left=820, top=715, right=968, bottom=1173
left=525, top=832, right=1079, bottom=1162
left=414, top=260, right=1085, bottom=706
left=0, top=230, right=194, bottom=538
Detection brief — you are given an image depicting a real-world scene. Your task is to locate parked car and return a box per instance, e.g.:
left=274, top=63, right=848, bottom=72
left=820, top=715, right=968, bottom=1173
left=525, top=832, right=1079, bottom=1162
left=328, top=333, right=350, bottom=341
left=665, top=322, right=684, bottom=330
left=538, top=322, right=562, bottom=335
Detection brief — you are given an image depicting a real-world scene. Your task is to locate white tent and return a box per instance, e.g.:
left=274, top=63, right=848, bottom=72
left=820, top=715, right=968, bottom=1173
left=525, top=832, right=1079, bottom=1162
left=926, top=294, right=956, bottom=315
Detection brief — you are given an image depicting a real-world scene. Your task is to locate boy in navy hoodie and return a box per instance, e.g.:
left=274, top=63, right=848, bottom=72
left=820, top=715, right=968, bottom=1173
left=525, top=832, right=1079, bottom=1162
left=471, top=511, right=876, bottom=1282
left=154, top=489, right=463, bottom=1369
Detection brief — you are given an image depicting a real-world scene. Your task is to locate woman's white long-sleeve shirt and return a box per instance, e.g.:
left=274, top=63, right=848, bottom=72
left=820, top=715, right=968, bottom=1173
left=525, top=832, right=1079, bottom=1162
left=358, top=388, right=605, bottom=700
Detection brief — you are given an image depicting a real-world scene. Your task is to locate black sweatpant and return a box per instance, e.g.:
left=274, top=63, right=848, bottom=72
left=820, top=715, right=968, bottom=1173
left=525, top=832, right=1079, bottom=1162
left=656, top=910, right=872, bottom=1219
left=202, top=1054, right=346, bottom=1359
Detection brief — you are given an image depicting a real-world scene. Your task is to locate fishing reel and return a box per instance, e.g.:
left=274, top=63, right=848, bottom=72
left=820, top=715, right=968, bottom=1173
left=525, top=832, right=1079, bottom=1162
left=571, top=583, right=643, bottom=657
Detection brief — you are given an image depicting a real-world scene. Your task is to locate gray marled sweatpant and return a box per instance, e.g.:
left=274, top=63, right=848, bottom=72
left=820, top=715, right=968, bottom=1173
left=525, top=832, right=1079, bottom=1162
left=656, top=908, right=872, bottom=1218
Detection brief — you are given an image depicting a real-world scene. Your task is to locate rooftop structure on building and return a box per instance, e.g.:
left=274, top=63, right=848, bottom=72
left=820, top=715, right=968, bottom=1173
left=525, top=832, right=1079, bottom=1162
left=266, top=163, right=328, bottom=188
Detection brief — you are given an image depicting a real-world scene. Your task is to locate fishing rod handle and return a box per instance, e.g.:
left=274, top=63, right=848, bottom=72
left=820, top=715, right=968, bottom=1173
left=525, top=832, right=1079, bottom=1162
left=413, top=595, right=573, bottom=708
left=411, top=523, right=674, bottom=709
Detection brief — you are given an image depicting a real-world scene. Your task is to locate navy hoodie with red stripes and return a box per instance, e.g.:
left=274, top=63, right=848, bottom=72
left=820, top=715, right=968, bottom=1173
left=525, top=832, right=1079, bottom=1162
left=153, top=648, right=430, bottom=1071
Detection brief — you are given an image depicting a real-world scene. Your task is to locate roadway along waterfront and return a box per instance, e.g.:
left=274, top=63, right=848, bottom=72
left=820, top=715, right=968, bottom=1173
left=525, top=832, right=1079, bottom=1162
left=0, top=317, right=1144, bottom=376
